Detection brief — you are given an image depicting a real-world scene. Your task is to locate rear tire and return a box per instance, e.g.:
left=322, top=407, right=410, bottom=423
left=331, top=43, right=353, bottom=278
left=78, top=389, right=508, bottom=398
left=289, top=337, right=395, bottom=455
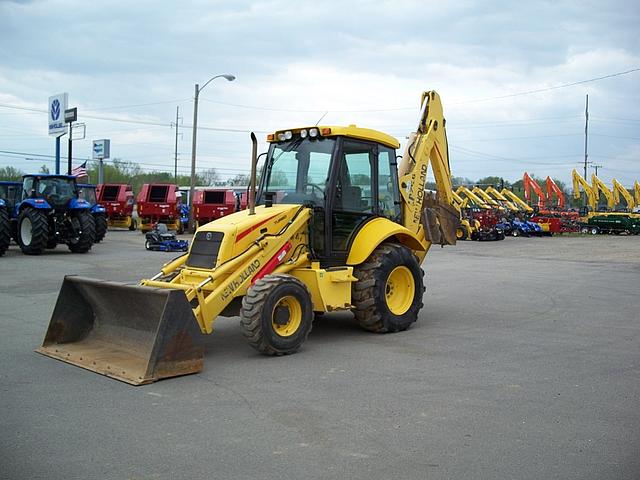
left=94, top=214, right=107, bottom=242
left=590, top=227, right=599, bottom=235
left=0, top=208, right=10, bottom=256
left=240, top=274, right=313, bottom=355
left=352, top=244, right=424, bottom=333
left=68, top=211, right=95, bottom=253
left=17, top=208, right=49, bottom=255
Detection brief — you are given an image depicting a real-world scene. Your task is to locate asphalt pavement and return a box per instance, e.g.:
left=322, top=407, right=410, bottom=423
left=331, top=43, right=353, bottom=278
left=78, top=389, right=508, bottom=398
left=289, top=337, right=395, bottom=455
left=1, top=231, right=638, bottom=480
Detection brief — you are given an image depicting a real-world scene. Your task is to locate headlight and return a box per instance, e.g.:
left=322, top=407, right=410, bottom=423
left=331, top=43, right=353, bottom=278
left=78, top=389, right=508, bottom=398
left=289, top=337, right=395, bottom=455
left=284, top=130, right=293, bottom=140
left=277, top=133, right=286, bottom=141
left=300, top=129, right=308, bottom=138
left=309, top=128, right=319, bottom=138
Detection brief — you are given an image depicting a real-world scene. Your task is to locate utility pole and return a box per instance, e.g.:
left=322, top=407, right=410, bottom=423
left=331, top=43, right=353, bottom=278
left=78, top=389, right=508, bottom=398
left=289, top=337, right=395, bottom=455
left=583, top=94, right=589, bottom=180
left=189, top=84, right=199, bottom=233
left=591, top=164, right=603, bottom=176
left=173, top=106, right=180, bottom=183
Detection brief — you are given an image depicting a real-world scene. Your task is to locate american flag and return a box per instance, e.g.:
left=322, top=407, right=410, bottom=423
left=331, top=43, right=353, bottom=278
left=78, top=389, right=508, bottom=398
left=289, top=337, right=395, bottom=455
left=71, top=161, right=88, bottom=178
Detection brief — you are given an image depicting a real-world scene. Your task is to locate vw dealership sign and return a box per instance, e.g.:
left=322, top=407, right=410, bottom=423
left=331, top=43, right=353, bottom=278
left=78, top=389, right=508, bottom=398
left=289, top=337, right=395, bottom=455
left=48, top=93, right=68, bottom=136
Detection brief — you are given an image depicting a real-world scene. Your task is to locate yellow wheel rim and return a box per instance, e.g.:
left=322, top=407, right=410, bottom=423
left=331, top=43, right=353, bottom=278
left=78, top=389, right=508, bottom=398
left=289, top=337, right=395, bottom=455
left=456, top=228, right=464, bottom=239
left=385, top=266, right=415, bottom=315
left=272, top=295, right=302, bottom=337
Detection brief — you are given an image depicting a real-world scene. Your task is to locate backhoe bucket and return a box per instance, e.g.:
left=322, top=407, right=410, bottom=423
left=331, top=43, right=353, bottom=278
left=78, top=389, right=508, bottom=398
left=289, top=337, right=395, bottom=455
left=36, top=276, right=204, bottom=385
left=421, top=198, right=460, bottom=246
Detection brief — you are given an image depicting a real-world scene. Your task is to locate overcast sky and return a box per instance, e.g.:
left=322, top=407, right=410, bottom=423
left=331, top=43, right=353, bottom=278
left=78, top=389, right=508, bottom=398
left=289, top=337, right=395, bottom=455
left=1, top=0, right=639, bottom=186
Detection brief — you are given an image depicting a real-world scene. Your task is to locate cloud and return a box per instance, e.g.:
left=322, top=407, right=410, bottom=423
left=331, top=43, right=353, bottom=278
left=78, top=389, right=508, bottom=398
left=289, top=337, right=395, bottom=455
left=0, top=0, right=639, bottom=184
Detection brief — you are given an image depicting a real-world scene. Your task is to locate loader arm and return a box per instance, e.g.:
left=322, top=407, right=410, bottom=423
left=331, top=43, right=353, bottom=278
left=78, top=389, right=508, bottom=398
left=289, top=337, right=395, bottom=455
left=523, top=172, right=546, bottom=208
left=635, top=181, right=640, bottom=206
left=141, top=206, right=312, bottom=334
left=397, top=91, right=458, bottom=239
left=591, top=174, right=615, bottom=210
left=572, top=169, right=597, bottom=210
left=545, top=177, right=565, bottom=209
left=472, top=186, right=501, bottom=208
left=501, top=189, right=534, bottom=213
left=612, top=178, right=635, bottom=210
left=452, top=190, right=468, bottom=209
left=486, top=186, right=519, bottom=212
left=456, top=186, right=491, bottom=209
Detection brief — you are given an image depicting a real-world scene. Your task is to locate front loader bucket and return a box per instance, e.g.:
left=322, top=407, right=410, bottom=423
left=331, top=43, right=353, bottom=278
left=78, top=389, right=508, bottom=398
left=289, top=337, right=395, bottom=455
left=36, top=276, right=204, bottom=385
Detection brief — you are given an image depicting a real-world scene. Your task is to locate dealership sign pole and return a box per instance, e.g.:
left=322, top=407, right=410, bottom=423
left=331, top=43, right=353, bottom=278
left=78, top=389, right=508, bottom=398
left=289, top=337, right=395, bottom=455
left=48, top=93, right=68, bottom=175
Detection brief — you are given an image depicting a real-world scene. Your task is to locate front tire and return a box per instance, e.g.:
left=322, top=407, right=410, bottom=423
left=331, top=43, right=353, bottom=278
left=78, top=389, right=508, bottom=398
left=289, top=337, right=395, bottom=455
left=352, top=244, right=424, bottom=333
left=0, top=208, right=10, bottom=256
left=94, top=214, right=107, bottom=242
left=17, top=208, right=49, bottom=255
left=456, top=227, right=468, bottom=240
left=68, top=211, right=95, bottom=253
left=240, top=274, right=313, bottom=355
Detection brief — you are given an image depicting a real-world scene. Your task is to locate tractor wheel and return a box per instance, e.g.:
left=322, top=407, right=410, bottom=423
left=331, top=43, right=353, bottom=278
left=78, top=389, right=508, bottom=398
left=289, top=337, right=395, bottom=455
left=0, top=208, right=10, bottom=256
left=94, top=214, right=108, bottom=243
left=67, top=211, right=95, bottom=253
left=17, top=208, right=49, bottom=255
left=352, top=243, right=424, bottom=333
left=46, top=235, right=57, bottom=249
left=590, top=227, right=599, bottom=235
left=456, top=227, right=468, bottom=241
left=240, top=274, right=313, bottom=355
left=512, top=229, right=520, bottom=237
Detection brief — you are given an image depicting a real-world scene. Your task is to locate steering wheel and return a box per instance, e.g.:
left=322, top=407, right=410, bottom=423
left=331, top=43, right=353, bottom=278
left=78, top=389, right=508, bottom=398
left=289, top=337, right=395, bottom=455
left=306, top=183, right=324, bottom=197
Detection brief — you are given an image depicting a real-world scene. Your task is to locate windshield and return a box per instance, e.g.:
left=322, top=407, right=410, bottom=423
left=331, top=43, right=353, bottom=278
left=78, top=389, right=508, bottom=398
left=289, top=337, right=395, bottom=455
left=37, top=178, right=76, bottom=200
left=258, top=137, right=335, bottom=206
left=78, top=187, right=97, bottom=205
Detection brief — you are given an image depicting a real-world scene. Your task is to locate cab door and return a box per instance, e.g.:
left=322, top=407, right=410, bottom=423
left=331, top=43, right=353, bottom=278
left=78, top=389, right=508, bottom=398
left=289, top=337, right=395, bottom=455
left=319, top=138, right=401, bottom=266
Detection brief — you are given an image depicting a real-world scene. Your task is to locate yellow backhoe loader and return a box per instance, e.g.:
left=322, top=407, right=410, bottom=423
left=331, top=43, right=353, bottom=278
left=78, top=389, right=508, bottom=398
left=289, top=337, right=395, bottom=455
left=451, top=190, right=480, bottom=240
left=612, top=178, right=635, bottom=212
left=471, top=186, right=503, bottom=210
left=37, top=90, right=460, bottom=385
left=485, top=187, right=519, bottom=212
left=572, top=169, right=597, bottom=212
left=500, top=189, right=533, bottom=213
left=455, top=186, right=491, bottom=209
left=591, top=174, right=615, bottom=211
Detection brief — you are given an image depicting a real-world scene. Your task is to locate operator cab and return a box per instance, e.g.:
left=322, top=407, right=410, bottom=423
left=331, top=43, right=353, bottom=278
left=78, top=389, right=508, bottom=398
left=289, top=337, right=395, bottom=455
left=77, top=184, right=98, bottom=206
left=257, top=126, right=402, bottom=265
left=22, top=174, right=79, bottom=210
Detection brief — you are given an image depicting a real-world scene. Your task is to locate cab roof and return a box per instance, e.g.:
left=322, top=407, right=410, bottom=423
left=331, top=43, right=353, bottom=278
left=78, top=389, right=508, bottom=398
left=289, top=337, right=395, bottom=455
left=23, top=174, right=77, bottom=180
left=269, top=125, right=400, bottom=149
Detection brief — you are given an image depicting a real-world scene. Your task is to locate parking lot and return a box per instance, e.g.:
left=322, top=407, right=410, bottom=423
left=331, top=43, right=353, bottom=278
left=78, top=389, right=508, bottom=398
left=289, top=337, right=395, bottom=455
left=1, top=232, right=639, bottom=480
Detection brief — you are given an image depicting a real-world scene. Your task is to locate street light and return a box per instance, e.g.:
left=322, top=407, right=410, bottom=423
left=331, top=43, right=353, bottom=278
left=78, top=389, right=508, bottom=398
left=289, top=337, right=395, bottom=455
left=188, top=73, right=236, bottom=233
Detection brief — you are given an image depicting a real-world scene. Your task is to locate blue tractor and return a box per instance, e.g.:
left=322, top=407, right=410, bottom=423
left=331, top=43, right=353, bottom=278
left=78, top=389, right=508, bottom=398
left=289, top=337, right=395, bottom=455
left=0, top=181, right=22, bottom=256
left=15, top=174, right=95, bottom=255
left=78, top=184, right=108, bottom=242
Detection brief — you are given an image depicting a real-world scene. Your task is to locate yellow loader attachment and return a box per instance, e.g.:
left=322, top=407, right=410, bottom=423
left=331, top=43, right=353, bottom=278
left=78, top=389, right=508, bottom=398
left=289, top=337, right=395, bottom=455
left=36, top=276, right=204, bottom=386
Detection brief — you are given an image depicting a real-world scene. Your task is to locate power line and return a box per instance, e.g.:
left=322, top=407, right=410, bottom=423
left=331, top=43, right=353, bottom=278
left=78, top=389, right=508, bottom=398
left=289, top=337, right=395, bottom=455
left=87, top=98, right=192, bottom=111
left=451, top=67, right=640, bottom=104
left=0, top=102, right=268, bottom=133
